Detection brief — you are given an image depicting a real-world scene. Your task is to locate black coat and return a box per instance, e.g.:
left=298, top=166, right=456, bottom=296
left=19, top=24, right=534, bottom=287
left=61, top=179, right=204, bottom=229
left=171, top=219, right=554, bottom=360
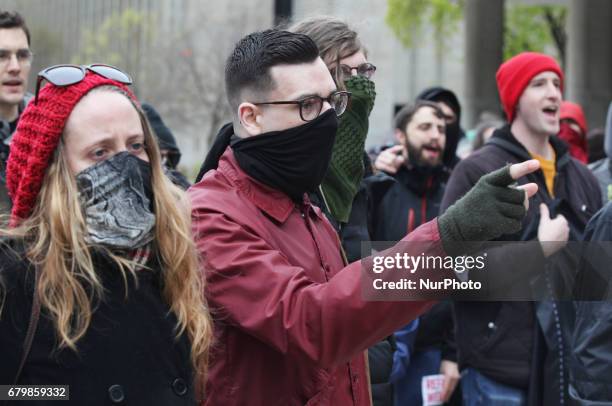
left=367, top=164, right=448, bottom=240
left=0, top=241, right=196, bottom=405
left=366, top=164, right=456, bottom=362
left=441, top=126, right=602, bottom=405
left=569, top=202, right=612, bottom=404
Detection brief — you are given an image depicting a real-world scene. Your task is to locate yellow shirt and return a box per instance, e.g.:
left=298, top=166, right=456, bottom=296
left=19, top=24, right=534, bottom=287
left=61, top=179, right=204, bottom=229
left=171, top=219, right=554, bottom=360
left=530, top=146, right=556, bottom=197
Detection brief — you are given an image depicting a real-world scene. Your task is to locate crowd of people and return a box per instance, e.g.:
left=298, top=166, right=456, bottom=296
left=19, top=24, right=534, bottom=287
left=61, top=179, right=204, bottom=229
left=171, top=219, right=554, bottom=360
left=0, top=9, right=611, bottom=406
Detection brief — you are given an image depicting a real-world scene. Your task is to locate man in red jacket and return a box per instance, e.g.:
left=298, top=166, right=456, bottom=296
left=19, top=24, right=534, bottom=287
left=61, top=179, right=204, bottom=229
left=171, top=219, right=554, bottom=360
left=189, top=29, right=540, bottom=405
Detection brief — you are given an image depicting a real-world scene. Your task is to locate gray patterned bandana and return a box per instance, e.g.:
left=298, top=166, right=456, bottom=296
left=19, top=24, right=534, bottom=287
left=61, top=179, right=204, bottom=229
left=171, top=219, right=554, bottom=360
left=76, top=151, right=155, bottom=250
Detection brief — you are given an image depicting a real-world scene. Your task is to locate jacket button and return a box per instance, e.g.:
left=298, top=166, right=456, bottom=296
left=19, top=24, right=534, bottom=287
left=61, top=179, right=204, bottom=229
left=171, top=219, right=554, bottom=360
left=172, top=378, right=188, bottom=396
left=108, top=384, right=125, bottom=403
left=487, top=322, right=496, bottom=330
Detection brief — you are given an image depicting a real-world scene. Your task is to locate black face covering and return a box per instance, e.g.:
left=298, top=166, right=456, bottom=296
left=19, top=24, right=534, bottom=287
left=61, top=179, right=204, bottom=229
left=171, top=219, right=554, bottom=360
left=231, top=109, right=338, bottom=201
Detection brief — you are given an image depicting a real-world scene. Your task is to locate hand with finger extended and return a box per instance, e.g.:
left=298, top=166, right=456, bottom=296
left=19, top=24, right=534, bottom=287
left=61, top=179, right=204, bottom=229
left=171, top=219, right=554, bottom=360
left=538, top=203, right=569, bottom=257
left=374, top=145, right=405, bottom=174
left=438, top=159, right=540, bottom=254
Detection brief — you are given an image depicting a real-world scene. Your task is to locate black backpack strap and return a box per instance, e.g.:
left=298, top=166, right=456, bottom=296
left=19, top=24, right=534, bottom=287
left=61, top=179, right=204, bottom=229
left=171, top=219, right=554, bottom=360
left=13, top=269, right=41, bottom=384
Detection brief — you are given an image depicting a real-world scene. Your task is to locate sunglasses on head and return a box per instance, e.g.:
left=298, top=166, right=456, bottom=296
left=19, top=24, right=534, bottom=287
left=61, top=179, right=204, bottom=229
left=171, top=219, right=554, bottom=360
left=34, top=64, right=133, bottom=104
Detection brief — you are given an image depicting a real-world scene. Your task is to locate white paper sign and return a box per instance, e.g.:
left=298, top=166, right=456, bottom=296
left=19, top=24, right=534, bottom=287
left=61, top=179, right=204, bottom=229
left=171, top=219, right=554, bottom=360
left=421, top=374, right=445, bottom=406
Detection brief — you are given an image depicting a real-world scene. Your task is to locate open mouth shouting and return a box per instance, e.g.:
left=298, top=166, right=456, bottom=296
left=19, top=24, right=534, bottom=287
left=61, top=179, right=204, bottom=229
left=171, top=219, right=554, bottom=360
left=421, top=143, right=442, bottom=160
left=542, top=104, right=559, bottom=122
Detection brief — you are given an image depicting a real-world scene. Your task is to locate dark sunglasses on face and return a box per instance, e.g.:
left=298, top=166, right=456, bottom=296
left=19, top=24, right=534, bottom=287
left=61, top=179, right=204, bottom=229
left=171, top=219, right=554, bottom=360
left=332, top=62, right=377, bottom=80
left=34, top=64, right=133, bottom=104
left=253, top=90, right=352, bottom=122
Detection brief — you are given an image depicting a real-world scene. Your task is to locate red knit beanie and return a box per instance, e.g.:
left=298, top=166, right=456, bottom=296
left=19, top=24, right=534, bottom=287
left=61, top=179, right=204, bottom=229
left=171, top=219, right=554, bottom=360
left=496, top=52, right=564, bottom=123
left=7, top=72, right=136, bottom=225
left=560, top=101, right=588, bottom=135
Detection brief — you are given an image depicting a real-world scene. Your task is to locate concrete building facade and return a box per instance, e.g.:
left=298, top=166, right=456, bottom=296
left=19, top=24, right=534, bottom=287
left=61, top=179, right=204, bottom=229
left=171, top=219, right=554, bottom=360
left=1, top=0, right=610, bottom=171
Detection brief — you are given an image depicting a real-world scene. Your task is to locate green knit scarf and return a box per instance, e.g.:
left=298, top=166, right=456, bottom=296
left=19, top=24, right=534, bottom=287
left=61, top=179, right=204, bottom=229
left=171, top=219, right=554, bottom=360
left=321, top=75, right=376, bottom=223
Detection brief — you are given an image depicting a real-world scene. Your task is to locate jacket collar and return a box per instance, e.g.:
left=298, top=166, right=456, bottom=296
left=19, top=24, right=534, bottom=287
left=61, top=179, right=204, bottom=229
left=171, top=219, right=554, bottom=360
left=217, top=149, right=297, bottom=223
left=488, top=125, right=571, bottom=170
left=394, top=163, right=448, bottom=196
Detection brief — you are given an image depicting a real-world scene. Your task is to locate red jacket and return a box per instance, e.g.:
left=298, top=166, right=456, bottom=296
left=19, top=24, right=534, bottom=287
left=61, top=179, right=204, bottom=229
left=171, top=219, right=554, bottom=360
left=189, top=149, right=447, bottom=405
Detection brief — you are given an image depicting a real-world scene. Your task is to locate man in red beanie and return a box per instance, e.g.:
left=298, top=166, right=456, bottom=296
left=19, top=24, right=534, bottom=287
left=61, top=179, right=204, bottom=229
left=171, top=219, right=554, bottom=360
left=441, top=52, right=602, bottom=405
left=558, top=101, right=589, bottom=163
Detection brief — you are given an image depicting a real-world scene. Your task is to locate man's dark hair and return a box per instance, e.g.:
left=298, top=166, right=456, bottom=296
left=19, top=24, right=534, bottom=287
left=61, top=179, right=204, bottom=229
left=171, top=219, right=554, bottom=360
left=395, top=100, right=444, bottom=132
left=0, top=11, right=30, bottom=46
left=225, top=29, right=319, bottom=112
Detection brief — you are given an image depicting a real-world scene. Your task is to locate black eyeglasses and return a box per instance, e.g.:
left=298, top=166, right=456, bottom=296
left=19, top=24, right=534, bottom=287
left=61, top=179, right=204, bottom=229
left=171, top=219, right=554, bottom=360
left=34, top=64, right=133, bottom=104
left=332, top=62, right=377, bottom=80
left=253, top=90, right=351, bottom=122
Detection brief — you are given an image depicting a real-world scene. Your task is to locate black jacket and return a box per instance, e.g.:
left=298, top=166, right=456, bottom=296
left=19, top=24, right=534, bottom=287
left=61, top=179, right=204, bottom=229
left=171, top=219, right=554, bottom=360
left=441, top=126, right=602, bottom=405
left=367, top=164, right=456, bottom=361
left=569, top=202, right=612, bottom=405
left=0, top=242, right=196, bottom=405
left=368, top=164, right=448, bottom=240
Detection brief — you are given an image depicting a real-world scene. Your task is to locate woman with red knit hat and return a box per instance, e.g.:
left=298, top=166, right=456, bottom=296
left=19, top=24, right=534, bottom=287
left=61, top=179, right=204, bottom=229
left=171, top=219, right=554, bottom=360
left=0, top=65, right=212, bottom=405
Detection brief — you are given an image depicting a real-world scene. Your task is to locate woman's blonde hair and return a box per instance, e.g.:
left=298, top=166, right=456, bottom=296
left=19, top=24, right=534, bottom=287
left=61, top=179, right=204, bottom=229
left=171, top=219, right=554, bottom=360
left=289, top=16, right=364, bottom=88
left=0, top=86, right=213, bottom=383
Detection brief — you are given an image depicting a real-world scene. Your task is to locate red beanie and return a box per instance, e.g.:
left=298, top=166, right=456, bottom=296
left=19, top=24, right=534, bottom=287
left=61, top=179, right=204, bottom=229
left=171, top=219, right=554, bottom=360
left=496, top=52, right=564, bottom=122
left=560, top=101, right=588, bottom=135
left=7, top=72, right=136, bottom=225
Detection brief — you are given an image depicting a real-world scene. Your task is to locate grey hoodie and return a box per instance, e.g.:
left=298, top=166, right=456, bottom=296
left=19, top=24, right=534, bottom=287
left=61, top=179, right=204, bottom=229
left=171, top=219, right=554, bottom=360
left=589, top=102, right=612, bottom=204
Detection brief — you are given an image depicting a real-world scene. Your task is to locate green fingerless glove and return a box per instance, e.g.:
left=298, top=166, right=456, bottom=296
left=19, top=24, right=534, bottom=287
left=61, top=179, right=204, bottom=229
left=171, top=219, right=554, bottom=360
left=438, top=165, right=526, bottom=255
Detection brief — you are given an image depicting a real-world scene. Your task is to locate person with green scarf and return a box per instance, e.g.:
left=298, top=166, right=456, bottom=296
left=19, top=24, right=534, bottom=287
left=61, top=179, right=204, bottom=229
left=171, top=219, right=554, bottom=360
left=289, top=16, right=392, bottom=406
left=289, top=16, right=376, bottom=255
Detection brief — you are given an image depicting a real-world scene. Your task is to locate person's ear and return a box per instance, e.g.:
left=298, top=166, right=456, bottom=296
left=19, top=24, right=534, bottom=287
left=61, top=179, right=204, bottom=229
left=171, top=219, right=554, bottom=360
left=394, top=129, right=406, bottom=144
left=238, top=103, right=263, bottom=137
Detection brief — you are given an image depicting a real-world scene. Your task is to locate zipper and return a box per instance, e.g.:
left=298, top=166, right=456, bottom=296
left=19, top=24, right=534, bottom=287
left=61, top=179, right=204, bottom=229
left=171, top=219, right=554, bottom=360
left=421, top=176, right=433, bottom=225
left=407, top=208, right=415, bottom=233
